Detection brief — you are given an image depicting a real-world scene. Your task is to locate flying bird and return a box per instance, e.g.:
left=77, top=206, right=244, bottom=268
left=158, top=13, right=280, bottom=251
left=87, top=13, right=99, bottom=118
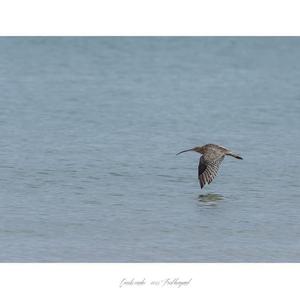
left=176, top=144, right=243, bottom=189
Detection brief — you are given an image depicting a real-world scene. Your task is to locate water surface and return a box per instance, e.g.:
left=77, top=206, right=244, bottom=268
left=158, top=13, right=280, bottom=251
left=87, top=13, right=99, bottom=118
left=0, top=37, right=299, bottom=261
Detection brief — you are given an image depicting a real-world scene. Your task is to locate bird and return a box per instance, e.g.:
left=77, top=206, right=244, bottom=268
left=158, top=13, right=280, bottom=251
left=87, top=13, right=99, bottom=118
left=176, top=144, right=243, bottom=189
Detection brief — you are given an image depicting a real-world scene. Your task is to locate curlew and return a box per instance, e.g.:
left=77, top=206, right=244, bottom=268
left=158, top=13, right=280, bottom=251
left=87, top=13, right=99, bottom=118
left=176, top=144, right=243, bottom=189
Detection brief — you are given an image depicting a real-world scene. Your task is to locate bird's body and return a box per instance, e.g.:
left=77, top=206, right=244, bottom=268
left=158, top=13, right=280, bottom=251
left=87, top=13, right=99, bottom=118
left=176, top=144, right=243, bottom=189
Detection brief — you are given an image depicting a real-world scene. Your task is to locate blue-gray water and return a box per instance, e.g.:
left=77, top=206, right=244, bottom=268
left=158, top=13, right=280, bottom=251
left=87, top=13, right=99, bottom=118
left=0, top=37, right=299, bottom=262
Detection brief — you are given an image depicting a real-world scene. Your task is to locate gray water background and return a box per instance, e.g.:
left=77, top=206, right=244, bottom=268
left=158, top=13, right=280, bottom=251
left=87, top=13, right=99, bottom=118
left=0, top=37, right=299, bottom=262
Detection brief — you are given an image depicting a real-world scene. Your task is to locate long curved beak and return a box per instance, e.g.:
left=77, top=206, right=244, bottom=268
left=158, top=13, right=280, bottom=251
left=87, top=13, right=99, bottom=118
left=176, top=148, right=194, bottom=155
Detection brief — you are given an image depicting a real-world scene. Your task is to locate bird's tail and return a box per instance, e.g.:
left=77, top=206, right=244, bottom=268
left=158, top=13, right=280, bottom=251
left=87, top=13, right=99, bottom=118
left=227, top=152, right=243, bottom=160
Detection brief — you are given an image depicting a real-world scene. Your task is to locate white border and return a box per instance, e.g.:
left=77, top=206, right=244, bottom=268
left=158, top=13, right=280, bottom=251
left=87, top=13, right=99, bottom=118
left=0, top=0, right=300, bottom=35
left=0, top=263, right=299, bottom=299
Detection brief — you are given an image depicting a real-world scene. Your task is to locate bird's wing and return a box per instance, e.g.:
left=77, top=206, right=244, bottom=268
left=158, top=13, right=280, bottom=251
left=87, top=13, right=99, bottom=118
left=198, top=155, right=224, bottom=189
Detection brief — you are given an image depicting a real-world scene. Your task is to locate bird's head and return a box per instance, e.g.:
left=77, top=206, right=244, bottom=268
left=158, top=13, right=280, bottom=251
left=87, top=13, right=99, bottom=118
left=176, top=146, right=204, bottom=155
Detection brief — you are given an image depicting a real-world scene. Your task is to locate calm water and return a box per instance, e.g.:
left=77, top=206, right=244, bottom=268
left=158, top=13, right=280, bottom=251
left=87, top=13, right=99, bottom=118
left=0, top=37, right=299, bottom=262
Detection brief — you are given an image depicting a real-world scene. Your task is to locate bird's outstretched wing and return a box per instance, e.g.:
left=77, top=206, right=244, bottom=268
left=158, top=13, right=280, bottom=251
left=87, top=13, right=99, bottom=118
left=198, top=155, right=224, bottom=189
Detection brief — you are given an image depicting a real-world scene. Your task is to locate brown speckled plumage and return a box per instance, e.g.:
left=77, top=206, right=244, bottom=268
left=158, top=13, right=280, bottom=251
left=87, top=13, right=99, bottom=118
left=176, top=144, right=243, bottom=189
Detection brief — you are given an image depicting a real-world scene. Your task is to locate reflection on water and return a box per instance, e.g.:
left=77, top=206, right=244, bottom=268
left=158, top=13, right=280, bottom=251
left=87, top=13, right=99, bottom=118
left=198, top=193, right=224, bottom=202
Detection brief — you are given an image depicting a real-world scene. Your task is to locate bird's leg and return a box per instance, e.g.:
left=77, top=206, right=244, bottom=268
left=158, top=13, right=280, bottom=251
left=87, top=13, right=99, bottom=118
left=226, top=152, right=243, bottom=160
